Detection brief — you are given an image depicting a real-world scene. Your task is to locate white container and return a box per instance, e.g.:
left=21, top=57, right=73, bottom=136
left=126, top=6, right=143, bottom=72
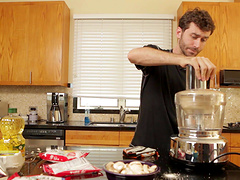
left=0, top=151, right=24, bottom=176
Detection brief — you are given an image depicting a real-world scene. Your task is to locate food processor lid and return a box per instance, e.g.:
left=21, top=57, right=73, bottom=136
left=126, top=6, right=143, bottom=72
left=175, top=89, right=226, bottom=105
left=175, top=65, right=226, bottom=105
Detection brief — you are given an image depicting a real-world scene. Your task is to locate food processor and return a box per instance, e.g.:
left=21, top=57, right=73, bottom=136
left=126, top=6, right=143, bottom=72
left=170, top=65, right=228, bottom=165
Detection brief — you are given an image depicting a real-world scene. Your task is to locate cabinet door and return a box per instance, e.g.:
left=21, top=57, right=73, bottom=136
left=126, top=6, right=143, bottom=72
left=178, top=2, right=220, bottom=86
left=65, top=130, right=120, bottom=146
left=230, top=133, right=240, bottom=147
left=0, top=3, right=30, bottom=85
left=229, top=147, right=240, bottom=167
left=225, top=133, right=240, bottom=166
left=219, top=3, right=240, bottom=70
left=119, top=131, right=134, bottom=147
left=28, top=2, right=69, bottom=86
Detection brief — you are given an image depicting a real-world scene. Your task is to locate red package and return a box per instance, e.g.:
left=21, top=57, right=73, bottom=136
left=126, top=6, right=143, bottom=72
left=39, top=150, right=89, bottom=162
left=8, top=172, right=67, bottom=180
left=65, top=172, right=103, bottom=179
left=43, top=157, right=102, bottom=177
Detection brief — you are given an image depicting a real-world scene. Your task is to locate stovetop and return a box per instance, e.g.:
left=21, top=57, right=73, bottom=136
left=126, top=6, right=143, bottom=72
left=223, top=122, right=240, bottom=129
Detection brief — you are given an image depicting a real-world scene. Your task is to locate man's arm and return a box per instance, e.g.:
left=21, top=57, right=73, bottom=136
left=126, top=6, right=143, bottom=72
left=128, top=47, right=216, bottom=81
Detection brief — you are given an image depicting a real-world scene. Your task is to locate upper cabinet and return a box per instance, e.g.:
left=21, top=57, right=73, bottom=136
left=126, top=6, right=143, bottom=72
left=178, top=2, right=240, bottom=87
left=0, top=1, right=70, bottom=86
left=219, top=3, right=240, bottom=71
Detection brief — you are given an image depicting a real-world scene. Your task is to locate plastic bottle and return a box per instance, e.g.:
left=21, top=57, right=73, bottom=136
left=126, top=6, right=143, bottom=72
left=0, top=108, right=25, bottom=157
left=84, top=106, right=90, bottom=125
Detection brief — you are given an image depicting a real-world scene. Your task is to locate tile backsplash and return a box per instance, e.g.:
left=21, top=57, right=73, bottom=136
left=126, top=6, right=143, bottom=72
left=0, top=86, right=240, bottom=124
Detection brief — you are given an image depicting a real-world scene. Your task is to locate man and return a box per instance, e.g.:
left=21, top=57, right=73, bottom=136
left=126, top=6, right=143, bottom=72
left=127, top=8, right=216, bottom=157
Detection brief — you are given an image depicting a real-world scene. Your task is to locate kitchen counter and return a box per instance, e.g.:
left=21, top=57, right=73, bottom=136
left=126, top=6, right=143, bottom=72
left=24, top=120, right=136, bottom=131
left=16, top=146, right=240, bottom=179
left=24, top=120, right=240, bottom=133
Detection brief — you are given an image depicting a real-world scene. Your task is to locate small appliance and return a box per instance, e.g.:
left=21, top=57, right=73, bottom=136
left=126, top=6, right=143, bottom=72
left=170, top=65, right=228, bottom=165
left=220, top=69, right=240, bottom=86
left=47, top=93, right=68, bottom=123
left=28, top=107, right=38, bottom=123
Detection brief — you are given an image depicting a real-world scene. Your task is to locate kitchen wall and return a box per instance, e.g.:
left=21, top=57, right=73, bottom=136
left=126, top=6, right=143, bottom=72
left=0, top=0, right=239, bottom=124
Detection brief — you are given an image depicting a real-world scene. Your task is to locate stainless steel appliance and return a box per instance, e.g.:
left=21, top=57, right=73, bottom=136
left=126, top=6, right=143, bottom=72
left=23, top=129, right=65, bottom=149
left=47, top=93, right=68, bottom=123
left=170, top=66, right=228, bottom=165
left=220, top=69, right=240, bottom=86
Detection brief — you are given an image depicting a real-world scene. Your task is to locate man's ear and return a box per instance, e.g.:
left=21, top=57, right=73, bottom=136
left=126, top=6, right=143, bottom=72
left=176, top=27, right=182, bottom=39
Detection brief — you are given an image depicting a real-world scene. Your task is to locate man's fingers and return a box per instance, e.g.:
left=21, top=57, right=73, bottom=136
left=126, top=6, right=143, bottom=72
left=189, top=57, right=216, bottom=81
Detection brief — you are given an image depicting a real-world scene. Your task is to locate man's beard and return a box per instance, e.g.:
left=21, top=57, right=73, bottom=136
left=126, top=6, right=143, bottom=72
left=179, top=38, right=199, bottom=57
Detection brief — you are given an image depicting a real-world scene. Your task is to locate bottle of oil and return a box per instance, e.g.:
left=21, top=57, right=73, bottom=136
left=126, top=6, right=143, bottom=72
left=0, top=108, right=25, bottom=157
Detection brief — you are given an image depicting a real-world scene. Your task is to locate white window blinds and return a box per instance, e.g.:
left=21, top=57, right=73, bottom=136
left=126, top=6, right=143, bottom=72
left=73, top=14, right=173, bottom=99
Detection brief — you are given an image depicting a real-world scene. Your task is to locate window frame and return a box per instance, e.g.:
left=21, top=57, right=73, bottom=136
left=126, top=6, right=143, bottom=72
left=72, top=14, right=174, bottom=113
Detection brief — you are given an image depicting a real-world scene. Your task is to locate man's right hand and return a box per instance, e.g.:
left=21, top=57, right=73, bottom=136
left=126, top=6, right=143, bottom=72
left=180, top=56, right=216, bottom=81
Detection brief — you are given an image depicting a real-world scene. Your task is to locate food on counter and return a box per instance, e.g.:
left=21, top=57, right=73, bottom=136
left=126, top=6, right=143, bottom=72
left=106, top=160, right=157, bottom=175
left=39, top=149, right=89, bottom=162
left=43, top=157, right=102, bottom=177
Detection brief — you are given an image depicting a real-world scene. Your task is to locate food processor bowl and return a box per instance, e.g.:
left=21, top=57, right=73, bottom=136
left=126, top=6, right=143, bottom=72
left=175, top=89, right=226, bottom=138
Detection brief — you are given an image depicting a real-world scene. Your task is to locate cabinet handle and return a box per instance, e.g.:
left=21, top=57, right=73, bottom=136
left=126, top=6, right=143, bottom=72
left=30, top=71, right=32, bottom=84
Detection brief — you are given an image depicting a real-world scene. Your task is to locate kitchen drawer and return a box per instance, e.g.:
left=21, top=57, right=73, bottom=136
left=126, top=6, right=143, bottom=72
left=230, top=133, right=240, bottom=147
left=229, top=147, right=240, bottom=166
left=65, top=130, right=119, bottom=146
left=119, top=131, right=135, bottom=147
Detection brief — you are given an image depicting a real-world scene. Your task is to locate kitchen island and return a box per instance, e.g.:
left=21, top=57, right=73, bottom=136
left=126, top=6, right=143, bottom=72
left=15, top=146, right=240, bottom=179
left=23, top=120, right=240, bottom=166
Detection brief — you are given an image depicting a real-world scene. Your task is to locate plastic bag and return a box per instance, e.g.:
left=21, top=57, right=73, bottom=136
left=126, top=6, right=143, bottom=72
left=43, top=157, right=101, bottom=177
left=39, top=150, right=89, bottom=162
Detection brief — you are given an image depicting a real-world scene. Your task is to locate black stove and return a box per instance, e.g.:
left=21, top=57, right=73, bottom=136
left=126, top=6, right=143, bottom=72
left=224, top=122, right=240, bottom=129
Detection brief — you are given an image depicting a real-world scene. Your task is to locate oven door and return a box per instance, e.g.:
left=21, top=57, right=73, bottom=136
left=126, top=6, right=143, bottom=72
left=23, top=129, right=65, bottom=150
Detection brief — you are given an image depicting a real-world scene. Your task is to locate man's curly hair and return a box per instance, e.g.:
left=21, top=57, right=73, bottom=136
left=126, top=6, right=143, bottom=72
left=179, top=8, right=215, bottom=35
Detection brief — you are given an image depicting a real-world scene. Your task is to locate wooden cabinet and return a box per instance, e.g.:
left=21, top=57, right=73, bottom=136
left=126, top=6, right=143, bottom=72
left=0, top=1, right=70, bottom=86
left=218, top=3, right=240, bottom=71
left=178, top=2, right=240, bottom=87
left=0, top=3, right=30, bottom=84
left=222, top=133, right=240, bottom=166
left=119, top=131, right=135, bottom=147
left=65, top=130, right=135, bottom=147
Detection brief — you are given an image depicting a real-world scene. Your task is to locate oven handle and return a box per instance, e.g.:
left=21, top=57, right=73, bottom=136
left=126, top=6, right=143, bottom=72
left=24, top=135, right=64, bottom=140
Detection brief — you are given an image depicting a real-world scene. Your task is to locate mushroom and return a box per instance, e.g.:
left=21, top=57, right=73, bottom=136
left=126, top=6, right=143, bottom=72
left=106, top=161, right=158, bottom=175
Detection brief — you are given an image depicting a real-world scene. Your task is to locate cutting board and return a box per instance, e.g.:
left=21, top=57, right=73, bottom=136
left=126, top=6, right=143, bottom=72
left=0, top=101, right=8, bottom=118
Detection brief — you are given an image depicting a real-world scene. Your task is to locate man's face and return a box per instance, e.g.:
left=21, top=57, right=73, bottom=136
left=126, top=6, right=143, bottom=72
left=177, top=22, right=211, bottom=57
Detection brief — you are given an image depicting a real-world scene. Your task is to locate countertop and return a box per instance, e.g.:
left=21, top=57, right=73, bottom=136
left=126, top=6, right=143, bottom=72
left=24, top=120, right=136, bottom=131
left=17, top=146, right=240, bottom=180
left=24, top=120, right=240, bottom=133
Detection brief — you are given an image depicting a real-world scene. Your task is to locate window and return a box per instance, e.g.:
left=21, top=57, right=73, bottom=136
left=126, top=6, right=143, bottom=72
left=73, top=14, right=173, bottom=111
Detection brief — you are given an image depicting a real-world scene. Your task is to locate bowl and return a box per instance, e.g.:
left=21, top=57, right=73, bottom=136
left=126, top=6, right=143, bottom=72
left=103, top=160, right=160, bottom=180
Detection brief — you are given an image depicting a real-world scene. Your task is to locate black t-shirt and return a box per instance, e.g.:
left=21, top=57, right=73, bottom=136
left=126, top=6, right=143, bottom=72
left=131, top=44, right=186, bottom=156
